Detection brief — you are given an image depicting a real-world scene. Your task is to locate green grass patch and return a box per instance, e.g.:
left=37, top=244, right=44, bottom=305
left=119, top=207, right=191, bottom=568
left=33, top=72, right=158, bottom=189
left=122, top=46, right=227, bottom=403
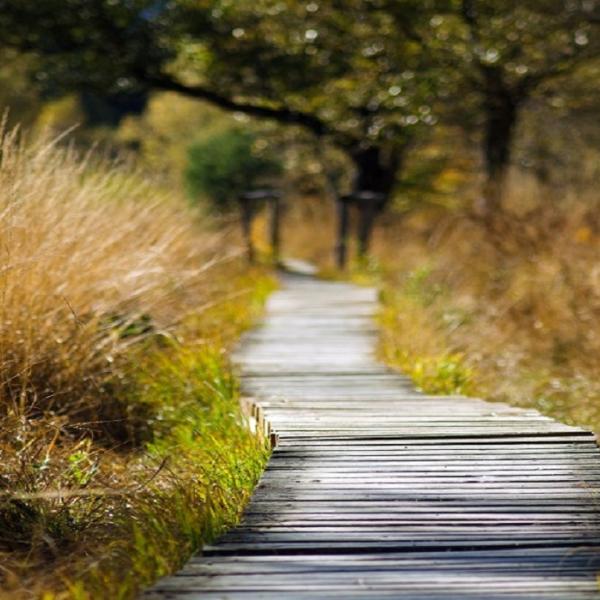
left=67, top=344, right=270, bottom=600
left=383, top=348, right=474, bottom=396
left=378, top=288, right=476, bottom=396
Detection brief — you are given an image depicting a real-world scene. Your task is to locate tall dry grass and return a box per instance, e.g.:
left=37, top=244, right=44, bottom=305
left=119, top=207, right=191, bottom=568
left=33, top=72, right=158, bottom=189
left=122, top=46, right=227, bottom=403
left=0, top=127, right=272, bottom=598
left=373, top=173, right=600, bottom=430
left=0, top=127, right=232, bottom=424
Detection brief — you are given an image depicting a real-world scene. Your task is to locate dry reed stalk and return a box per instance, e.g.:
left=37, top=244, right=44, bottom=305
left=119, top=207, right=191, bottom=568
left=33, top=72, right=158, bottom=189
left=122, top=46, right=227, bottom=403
left=0, top=127, right=237, bottom=421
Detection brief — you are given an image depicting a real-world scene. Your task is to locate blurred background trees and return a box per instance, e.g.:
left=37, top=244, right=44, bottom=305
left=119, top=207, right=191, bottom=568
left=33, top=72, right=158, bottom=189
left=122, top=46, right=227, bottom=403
left=0, top=0, right=599, bottom=259
left=449, top=0, right=600, bottom=216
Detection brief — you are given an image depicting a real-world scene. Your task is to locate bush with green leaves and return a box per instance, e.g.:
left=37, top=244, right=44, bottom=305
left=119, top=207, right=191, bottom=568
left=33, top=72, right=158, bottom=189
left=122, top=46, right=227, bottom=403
left=185, top=128, right=282, bottom=211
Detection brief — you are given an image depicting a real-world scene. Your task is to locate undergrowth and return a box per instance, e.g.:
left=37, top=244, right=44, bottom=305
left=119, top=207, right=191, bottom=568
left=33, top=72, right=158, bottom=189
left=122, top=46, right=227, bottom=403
left=372, top=187, right=600, bottom=431
left=377, top=268, right=475, bottom=396
left=0, top=128, right=275, bottom=598
left=62, top=331, right=271, bottom=600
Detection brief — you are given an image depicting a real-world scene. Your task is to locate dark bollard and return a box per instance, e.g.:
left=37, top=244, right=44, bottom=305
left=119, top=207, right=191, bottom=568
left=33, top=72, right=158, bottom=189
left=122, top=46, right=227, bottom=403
left=269, top=194, right=282, bottom=261
left=336, top=195, right=353, bottom=270
left=238, top=194, right=256, bottom=263
left=336, top=191, right=385, bottom=267
left=238, top=189, right=283, bottom=263
left=354, top=191, right=386, bottom=259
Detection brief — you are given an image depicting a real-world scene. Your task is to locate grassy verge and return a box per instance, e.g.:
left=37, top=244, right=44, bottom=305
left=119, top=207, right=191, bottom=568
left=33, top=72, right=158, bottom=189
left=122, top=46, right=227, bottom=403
left=377, top=269, right=480, bottom=397
left=378, top=267, right=600, bottom=428
left=62, top=281, right=273, bottom=600
left=0, top=129, right=275, bottom=598
left=370, top=209, right=600, bottom=433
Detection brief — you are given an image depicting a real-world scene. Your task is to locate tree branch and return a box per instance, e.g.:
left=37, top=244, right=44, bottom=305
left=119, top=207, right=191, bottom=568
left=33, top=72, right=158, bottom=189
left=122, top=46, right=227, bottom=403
left=517, top=45, right=598, bottom=96
left=460, top=0, right=491, bottom=80
left=144, top=73, right=333, bottom=138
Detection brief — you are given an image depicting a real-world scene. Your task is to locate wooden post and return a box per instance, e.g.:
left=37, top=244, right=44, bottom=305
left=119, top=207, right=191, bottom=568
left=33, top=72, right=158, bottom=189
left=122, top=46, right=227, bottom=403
left=239, top=196, right=255, bottom=263
left=240, top=189, right=282, bottom=264
left=355, top=191, right=385, bottom=259
left=336, top=196, right=351, bottom=270
left=357, top=200, right=375, bottom=259
left=269, top=195, right=281, bottom=262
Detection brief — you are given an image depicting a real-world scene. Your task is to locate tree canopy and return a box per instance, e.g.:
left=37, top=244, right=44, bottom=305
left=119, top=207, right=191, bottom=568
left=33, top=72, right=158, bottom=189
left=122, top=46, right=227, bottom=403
left=1, top=0, right=599, bottom=251
left=0, top=2, right=443, bottom=186
left=448, top=0, right=600, bottom=212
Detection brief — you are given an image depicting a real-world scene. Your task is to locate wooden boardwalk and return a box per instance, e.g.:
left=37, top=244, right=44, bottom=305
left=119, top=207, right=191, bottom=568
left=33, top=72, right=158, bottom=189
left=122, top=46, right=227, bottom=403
left=145, top=273, right=600, bottom=599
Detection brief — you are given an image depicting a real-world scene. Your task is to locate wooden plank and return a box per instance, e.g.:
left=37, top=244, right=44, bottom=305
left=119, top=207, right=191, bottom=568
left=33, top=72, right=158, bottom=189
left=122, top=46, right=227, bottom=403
left=205, top=538, right=600, bottom=553
left=274, top=436, right=597, bottom=445
left=153, top=578, right=600, bottom=593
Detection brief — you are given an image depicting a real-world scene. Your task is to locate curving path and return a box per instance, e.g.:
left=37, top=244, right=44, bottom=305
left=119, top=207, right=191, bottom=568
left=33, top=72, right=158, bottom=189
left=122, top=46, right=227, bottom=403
left=145, top=272, right=600, bottom=599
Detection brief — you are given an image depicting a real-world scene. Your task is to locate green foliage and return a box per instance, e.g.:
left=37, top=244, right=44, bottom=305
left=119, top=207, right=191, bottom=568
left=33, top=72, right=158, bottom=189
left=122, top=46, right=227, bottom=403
left=185, top=128, right=282, bottom=210
left=391, top=349, right=474, bottom=395
left=67, top=448, right=98, bottom=486
left=74, top=344, right=270, bottom=599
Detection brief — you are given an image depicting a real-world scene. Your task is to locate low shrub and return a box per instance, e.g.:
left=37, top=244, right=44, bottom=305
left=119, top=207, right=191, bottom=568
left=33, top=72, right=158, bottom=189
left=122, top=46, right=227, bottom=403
left=185, top=128, right=282, bottom=211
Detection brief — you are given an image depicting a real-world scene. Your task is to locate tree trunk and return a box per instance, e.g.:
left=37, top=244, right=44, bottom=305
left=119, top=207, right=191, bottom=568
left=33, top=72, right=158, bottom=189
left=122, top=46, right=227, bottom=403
left=479, top=69, right=522, bottom=218
left=349, top=145, right=402, bottom=260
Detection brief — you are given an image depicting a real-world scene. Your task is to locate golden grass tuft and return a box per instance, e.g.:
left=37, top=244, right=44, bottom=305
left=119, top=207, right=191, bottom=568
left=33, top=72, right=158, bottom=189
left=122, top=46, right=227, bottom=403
left=0, top=127, right=235, bottom=422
